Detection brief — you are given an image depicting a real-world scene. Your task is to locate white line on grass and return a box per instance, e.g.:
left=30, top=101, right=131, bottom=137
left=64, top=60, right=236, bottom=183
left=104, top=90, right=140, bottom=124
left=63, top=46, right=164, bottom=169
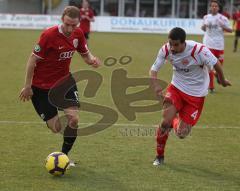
left=0, top=120, right=239, bottom=129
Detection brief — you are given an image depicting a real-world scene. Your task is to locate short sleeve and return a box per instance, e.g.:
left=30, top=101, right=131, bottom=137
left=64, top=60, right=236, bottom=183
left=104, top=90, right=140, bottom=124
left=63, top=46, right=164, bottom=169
left=219, top=16, right=231, bottom=30
left=151, top=44, right=168, bottom=72
left=77, top=30, right=89, bottom=54
left=199, top=47, right=218, bottom=68
left=202, top=15, right=207, bottom=25
left=33, top=31, right=49, bottom=59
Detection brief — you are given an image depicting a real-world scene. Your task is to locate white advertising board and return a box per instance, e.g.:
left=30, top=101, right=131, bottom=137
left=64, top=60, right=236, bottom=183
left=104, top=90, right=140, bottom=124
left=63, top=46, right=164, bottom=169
left=0, top=14, right=204, bottom=35
left=93, top=16, right=204, bottom=35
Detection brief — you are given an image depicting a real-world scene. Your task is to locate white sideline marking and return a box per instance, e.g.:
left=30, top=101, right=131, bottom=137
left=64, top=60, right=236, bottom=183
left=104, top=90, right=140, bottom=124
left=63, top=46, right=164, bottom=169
left=0, top=120, right=239, bottom=129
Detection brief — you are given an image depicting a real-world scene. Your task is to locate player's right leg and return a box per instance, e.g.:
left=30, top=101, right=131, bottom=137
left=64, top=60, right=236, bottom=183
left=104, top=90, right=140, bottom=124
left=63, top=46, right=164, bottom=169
left=31, top=86, right=60, bottom=132
left=153, top=101, right=177, bottom=166
left=233, top=31, right=239, bottom=52
left=153, top=85, right=182, bottom=166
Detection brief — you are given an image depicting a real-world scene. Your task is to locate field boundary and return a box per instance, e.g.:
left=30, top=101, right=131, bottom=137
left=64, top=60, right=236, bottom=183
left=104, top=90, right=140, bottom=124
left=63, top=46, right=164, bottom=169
left=0, top=120, right=239, bottom=129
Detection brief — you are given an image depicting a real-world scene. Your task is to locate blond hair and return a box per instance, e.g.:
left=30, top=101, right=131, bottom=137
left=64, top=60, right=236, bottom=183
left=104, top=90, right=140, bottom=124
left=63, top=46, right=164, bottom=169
left=62, top=6, right=80, bottom=19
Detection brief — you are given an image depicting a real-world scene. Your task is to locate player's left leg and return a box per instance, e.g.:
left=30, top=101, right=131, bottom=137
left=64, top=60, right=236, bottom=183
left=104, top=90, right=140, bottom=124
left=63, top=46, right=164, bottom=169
left=61, top=82, right=80, bottom=160
left=153, top=102, right=177, bottom=166
left=209, top=49, right=224, bottom=92
left=153, top=85, right=182, bottom=166
left=173, top=93, right=205, bottom=139
left=208, top=49, right=217, bottom=92
left=62, top=107, right=79, bottom=156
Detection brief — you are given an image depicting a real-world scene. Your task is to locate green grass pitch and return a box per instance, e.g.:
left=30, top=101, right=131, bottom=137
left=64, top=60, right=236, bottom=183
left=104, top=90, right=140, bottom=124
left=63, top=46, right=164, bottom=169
left=0, top=29, right=239, bottom=191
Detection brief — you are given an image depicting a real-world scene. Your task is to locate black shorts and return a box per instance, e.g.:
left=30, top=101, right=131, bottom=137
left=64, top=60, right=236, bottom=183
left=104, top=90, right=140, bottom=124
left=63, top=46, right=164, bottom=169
left=235, top=30, right=240, bottom=37
left=31, top=83, right=80, bottom=121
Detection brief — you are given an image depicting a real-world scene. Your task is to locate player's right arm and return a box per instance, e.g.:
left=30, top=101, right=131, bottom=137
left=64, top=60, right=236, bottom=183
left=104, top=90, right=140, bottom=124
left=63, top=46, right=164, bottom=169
left=214, top=61, right=231, bottom=87
left=19, top=54, right=38, bottom=102
left=149, top=45, right=168, bottom=97
left=19, top=31, right=49, bottom=102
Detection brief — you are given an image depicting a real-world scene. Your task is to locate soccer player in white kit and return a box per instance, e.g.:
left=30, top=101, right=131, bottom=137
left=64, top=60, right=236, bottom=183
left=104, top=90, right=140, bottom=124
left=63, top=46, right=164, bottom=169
left=201, top=0, right=232, bottom=93
left=150, top=27, right=231, bottom=166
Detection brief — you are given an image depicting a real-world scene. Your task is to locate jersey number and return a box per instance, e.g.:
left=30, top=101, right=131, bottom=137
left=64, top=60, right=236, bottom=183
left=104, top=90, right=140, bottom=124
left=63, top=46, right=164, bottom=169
left=191, top=110, right=198, bottom=120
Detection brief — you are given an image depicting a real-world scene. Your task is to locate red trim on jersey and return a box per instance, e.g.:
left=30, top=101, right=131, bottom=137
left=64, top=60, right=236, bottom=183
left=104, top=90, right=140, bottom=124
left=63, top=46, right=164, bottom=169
left=164, top=44, right=169, bottom=59
left=198, top=45, right=205, bottom=54
left=191, top=44, right=197, bottom=61
left=32, top=52, right=44, bottom=59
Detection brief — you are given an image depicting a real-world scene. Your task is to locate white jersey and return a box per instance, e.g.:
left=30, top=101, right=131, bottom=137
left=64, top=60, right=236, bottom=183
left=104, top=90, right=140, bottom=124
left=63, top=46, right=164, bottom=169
left=151, top=40, right=218, bottom=97
left=202, top=13, right=231, bottom=50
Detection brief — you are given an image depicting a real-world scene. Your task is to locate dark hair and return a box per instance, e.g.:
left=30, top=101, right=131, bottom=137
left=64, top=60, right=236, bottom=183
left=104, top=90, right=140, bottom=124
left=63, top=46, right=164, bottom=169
left=210, top=0, right=220, bottom=7
left=168, top=27, right=186, bottom=43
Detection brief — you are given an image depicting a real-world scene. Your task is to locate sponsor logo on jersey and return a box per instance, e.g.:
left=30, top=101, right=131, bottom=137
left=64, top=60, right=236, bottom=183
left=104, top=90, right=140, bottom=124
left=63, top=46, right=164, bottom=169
left=59, top=51, right=75, bottom=61
left=175, top=66, right=190, bottom=72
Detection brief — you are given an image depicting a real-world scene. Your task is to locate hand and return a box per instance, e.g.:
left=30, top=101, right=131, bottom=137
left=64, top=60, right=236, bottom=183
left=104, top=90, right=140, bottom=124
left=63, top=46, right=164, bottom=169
left=90, top=57, right=101, bottom=68
left=19, top=86, right=33, bottom=102
left=201, top=24, right=208, bottom=31
left=154, top=85, right=164, bottom=98
left=221, top=79, right=231, bottom=87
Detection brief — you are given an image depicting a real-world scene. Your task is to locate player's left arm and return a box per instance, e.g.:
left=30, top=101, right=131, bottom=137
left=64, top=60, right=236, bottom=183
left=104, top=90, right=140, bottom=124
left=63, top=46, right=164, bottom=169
left=80, top=52, right=101, bottom=68
left=199, top=47, right=231, bottom=87
left=219, top=17, right=233, bottom=33
left=77, top=30, right=100, bottom=67
left=214, top=61, right=231, bottom=87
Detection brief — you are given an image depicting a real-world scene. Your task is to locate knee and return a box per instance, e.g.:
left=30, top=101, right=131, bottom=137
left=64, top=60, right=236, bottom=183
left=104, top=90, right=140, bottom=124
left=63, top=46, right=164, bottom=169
left=161, top=119, right=172, bottom=130
left=174, top=125, right=191, bottom=139
left=68, top=116, right=79, bottom=128
left=46, top=117, right=62, bottom=133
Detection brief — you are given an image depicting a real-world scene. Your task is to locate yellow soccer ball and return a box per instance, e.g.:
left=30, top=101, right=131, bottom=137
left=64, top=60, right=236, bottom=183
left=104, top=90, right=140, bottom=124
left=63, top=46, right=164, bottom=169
left=45, top=152, right=70, bottom=176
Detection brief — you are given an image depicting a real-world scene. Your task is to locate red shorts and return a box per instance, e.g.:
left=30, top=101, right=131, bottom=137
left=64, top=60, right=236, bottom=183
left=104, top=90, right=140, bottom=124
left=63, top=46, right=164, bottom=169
left=209, top=48, right=224, bottom=64
left=164, top=85, right=205, bottom=126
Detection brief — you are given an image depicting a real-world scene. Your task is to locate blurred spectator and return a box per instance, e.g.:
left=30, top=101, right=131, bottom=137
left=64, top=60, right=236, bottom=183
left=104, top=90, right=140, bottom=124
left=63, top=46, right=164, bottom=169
left=79, top=0, right=95, bottom=41
left=233, top=6, right=240, bottom=52
left=125, top=6, right=135, bottom=17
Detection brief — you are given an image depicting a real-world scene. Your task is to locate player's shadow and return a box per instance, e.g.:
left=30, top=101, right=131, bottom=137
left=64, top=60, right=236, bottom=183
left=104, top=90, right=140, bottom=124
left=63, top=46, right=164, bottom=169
left=51, top=166, right=128, bottom=191
left=165, top=163, right=240, bottom=186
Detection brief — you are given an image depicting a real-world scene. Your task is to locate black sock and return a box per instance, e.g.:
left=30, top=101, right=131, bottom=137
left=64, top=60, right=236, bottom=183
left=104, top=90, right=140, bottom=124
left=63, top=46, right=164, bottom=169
left=61, top=126, right=77, bottom=155
left=234, top=39, right=238, bottom=50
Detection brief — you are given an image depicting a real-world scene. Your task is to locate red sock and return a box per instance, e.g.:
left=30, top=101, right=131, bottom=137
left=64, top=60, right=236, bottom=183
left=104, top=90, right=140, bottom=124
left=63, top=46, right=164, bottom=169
left=209, top=71, right=214, bottom=89
left=156, top=127, right=169, bottom=157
